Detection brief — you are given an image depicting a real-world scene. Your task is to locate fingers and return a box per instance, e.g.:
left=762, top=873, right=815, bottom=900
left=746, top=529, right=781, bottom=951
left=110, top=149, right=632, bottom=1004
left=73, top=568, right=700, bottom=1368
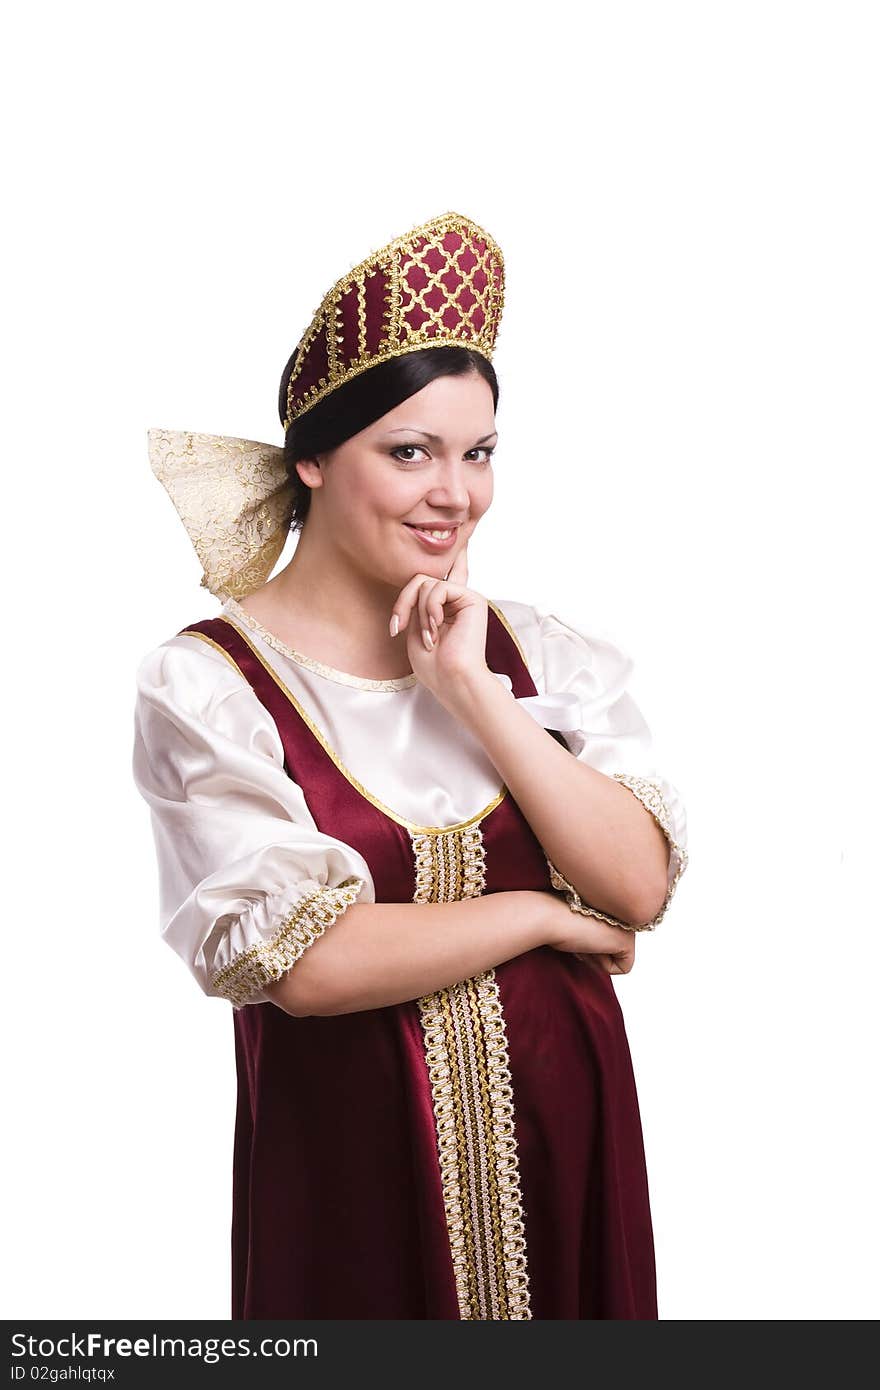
left=593, top=953, right=619, bottom=974
left=418, top=580, right=444, bottom=648
left=390, top=572, right=466, bottom=641
left=613, top=945, right=636, bottom=974
left=574, top=950, right=634, bottom=975
left=389, top=575, right=431, bottom=639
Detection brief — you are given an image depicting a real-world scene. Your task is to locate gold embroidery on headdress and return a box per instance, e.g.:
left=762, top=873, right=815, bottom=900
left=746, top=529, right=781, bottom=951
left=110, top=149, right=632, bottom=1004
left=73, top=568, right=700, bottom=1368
left=284, top=210, right=505, bottom=429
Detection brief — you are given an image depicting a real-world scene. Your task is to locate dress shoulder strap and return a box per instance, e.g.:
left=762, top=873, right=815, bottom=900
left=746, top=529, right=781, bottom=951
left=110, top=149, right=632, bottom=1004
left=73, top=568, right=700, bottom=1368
left=175, top=615, right=301, bottom=740
left=485, top=602, right=570, bottom=749
left=485, top=601, right=539, bottom=697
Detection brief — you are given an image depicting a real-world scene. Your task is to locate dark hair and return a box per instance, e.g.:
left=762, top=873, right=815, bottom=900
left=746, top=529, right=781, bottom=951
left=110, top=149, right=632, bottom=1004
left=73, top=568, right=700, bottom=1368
left=277, top=346, right=499, bottom=533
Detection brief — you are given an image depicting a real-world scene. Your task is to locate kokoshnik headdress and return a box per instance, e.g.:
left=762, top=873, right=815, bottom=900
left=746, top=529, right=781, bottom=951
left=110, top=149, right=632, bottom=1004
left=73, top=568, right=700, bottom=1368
left=147, top=210, right=505, bottom=602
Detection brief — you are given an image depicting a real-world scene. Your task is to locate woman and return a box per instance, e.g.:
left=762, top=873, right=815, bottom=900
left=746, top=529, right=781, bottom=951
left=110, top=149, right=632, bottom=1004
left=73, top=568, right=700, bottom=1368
left=132, top=211, right=688, bottom=1320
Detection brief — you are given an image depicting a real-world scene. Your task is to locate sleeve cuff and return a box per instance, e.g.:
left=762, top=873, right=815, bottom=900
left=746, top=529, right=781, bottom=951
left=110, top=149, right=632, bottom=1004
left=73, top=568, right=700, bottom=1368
left=209, top=875, right=366, bottom=1007
left=491, top=670, right=584, bottom=731
left=546, top=773, right=689, bottom=933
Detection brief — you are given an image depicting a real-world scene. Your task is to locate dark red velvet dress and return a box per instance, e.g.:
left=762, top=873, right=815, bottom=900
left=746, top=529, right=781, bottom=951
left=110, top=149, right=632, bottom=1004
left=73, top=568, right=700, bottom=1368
left=179, top=604, right=657, bottom=1320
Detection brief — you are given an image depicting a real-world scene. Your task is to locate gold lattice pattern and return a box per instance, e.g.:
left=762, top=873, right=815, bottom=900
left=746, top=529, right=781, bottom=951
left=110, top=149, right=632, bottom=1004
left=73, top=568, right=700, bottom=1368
left=284, top=211, right=505, bottom=429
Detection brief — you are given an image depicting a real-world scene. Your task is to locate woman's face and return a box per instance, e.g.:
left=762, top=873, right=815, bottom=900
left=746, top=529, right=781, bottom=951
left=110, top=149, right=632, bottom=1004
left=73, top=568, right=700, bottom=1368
left=296, top=371, right=496, bottom=587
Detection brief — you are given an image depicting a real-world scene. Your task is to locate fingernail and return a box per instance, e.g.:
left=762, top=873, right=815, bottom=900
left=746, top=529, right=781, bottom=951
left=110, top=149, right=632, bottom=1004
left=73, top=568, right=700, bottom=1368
left=422, top=628, right=433, bottom=650
left=389, top=615, right=399, bottom=637
left=429, top=617, right=438, bottom=637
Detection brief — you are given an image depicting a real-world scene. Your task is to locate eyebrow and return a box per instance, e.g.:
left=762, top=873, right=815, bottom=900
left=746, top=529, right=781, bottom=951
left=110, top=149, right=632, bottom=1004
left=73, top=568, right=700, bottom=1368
left=384, top=427, right=499, bottom=444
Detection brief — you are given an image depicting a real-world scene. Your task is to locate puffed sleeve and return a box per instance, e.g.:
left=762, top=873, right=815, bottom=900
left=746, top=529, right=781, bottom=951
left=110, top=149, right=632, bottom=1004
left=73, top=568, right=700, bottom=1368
left=492, top=599, right=689, bottom=931
left=132, top=635, right=374, bottom=1008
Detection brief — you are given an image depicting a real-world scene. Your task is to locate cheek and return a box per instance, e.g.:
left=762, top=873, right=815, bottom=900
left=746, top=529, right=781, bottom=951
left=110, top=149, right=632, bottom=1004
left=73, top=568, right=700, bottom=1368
left=383, top=477, right=428, bottom=521
left=472, top=472, right=494, bottom=518
left=353, top=491, right=420, bottom=543
left=332, top=474, right=388, bottom=528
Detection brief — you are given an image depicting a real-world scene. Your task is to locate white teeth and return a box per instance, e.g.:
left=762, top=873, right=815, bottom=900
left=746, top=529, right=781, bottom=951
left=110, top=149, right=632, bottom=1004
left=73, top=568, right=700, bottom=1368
left=410, top=527, right=453, bottom=539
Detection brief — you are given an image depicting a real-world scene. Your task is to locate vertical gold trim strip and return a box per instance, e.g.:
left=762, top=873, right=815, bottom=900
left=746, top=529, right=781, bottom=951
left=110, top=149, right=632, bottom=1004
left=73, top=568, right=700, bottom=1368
left=412, top=824, right=532, bottom=1320
left=387, top=250, right=402, bottom=345
left=327, top=299, right=340, bottom=383
left=355, top=275, right=367, bottom=360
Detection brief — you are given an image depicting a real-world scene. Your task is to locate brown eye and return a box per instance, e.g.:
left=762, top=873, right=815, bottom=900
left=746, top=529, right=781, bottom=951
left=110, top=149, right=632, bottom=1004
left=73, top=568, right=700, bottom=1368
left=390, top=445, right=428, bottom=463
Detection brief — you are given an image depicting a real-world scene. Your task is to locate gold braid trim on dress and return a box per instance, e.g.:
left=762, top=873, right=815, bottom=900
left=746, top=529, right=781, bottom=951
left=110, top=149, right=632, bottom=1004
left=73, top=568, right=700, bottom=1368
left=546, top=773, right=689, bottom=933
left=412, top=823, right=532, bottom=1320
left=210, top=876, right=365, bottom=1007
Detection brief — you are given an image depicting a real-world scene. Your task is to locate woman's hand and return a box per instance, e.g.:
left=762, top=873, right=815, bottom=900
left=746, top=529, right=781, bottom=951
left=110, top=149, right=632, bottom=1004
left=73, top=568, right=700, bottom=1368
left=389, top=540, right=490, bottom=706
left=543, top=893, right=637, bottom=975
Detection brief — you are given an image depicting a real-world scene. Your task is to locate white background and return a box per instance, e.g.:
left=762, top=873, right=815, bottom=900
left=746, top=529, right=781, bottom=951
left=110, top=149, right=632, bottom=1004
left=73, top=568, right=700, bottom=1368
left=3, top=0, right=877, bottom=1320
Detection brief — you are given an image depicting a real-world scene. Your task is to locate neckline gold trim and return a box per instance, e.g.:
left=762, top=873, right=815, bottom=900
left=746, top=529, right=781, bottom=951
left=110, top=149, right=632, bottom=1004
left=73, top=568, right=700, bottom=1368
left=223, top=595, right=419, bottom=691
left=221, top=596, right=525, bottom=694
left=180, top=624, right=509, bottom=836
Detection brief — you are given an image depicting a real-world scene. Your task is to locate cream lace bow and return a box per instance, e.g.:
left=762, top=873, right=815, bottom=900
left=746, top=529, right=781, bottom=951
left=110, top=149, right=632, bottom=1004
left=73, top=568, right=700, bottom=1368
left=147, top=428, right=295, bottom=600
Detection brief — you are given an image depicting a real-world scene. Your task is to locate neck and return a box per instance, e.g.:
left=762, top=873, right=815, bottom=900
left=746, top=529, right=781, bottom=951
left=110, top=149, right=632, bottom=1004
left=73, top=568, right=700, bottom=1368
left=249, top=517, right=414, bottom=678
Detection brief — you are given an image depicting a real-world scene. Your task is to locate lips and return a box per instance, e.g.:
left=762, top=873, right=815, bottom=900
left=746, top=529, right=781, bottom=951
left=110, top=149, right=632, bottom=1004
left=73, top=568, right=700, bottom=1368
left=403, top=523, right=460, bottom=550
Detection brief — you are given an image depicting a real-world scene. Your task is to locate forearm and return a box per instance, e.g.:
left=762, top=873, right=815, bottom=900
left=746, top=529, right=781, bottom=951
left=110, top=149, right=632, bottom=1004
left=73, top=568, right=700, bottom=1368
left=263, top=890, right=553, bottom=1017
left=448, top=672, right=669, bottom=926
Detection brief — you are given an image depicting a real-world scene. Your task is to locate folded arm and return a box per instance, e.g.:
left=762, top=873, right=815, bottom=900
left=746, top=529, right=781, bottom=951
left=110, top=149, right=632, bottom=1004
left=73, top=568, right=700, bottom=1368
left=445, top=670, right=670, bottom=926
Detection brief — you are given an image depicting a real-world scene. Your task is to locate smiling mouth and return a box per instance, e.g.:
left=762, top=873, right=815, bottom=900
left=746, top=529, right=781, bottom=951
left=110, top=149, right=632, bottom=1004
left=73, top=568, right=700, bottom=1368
left=403, top=523, right=461, bottom=540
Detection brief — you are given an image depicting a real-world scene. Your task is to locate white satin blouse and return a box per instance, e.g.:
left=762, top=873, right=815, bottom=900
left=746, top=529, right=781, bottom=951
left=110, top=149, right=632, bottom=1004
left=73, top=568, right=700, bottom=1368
left=131, top=595, right=689, bottom=1007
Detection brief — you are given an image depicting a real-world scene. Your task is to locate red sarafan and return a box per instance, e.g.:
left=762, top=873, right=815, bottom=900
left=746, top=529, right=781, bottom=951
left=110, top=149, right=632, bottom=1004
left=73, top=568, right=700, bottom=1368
left=175, top=604, right=658, bottom=1321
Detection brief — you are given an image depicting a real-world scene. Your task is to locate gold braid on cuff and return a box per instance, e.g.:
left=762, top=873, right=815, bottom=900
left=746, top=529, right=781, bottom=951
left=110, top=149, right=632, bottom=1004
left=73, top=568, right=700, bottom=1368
left=545, top=773, right=688, bottom=933
left=210, top=876, right=365, bottom=1007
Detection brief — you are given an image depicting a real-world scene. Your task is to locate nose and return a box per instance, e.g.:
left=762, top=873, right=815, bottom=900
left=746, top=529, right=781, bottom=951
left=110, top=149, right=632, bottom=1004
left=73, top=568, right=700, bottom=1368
left=424, top=459, right=471, bottom=513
